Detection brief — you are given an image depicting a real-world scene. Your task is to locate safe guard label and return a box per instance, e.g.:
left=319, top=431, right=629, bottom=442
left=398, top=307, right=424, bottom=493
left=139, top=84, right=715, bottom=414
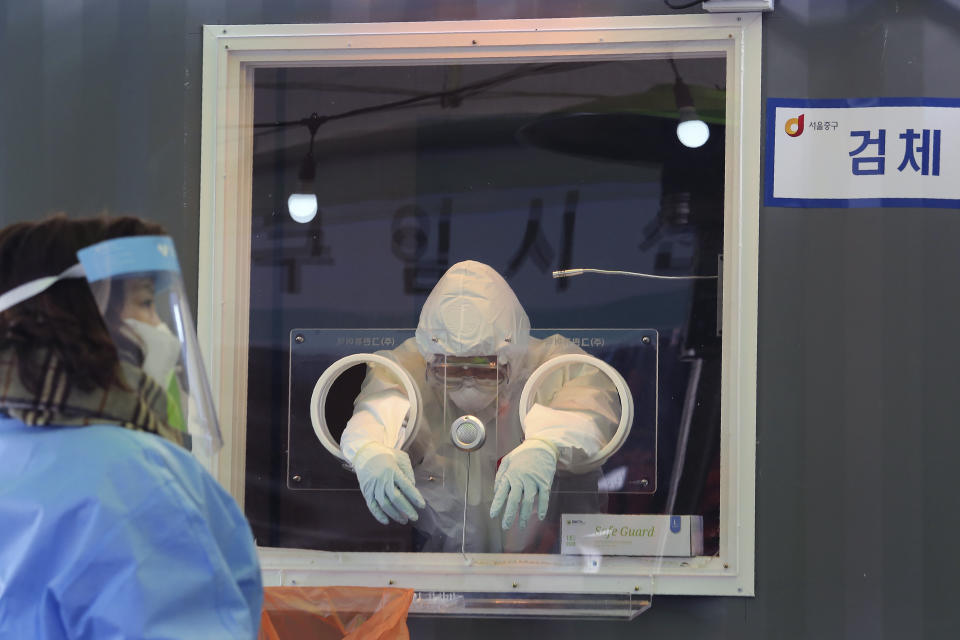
left=561, top=514, right=703, bottom=557
left=765, top=97, right=960, bottom=208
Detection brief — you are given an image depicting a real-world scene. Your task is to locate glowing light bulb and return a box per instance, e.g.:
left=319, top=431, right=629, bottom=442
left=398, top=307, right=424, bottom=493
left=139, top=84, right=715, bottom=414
left=677, top=115, right=710, bottom=148
left=287, top=193, right=318, bottom=223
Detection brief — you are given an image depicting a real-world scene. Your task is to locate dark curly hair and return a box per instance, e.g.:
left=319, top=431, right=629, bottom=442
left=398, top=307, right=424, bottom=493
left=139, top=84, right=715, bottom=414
left=0, top=214, right=166, bottom=394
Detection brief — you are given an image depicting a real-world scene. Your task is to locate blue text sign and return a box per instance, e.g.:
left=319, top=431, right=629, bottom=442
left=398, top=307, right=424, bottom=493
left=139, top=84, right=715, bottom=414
left=765, top=98, right=960, bottom=208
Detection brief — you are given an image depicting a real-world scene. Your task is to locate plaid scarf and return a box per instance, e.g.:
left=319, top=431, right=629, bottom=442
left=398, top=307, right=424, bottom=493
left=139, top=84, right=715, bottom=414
left=0, top=348, right=188, bottom=448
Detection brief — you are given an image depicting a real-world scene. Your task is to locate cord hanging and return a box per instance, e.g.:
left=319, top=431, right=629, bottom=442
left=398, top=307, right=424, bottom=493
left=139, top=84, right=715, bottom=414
left=664, top=0, right=704, bottom=9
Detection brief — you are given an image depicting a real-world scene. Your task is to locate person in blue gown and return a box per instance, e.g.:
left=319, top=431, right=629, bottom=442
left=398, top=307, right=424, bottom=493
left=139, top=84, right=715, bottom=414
left=0, top=215, right=262, bottom=639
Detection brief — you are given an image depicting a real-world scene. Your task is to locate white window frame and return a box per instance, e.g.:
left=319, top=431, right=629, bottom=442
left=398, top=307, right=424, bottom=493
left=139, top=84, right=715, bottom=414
left=199, top=14, right=760, bottom=598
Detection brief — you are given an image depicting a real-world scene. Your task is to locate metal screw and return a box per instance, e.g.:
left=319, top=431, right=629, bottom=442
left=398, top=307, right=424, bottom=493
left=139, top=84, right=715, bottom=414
left=428, top=475, right=436, bottom=482
left=639, top=478, right=649, bottom=488
left=472, top=39, right=478, bottom=45
left=388, top=579, right=395, bottom=585
left=724, top=563, right=730, bottom=569
left=512, top=582, right=519, bottom=588
left=292, top=475, right=302, bottom=483
left=295, top=334, right=304, bottom=344
left=642, top=336, right=651, bottom=345
left=431, top=337, right=439, bottom=342
left=222, top=29, right=227, bottom=33
left=634, top=586, right=640, bottom=592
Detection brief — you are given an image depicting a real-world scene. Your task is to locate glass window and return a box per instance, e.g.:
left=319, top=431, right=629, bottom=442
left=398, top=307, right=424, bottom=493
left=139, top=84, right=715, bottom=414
left=245, top=58, right=725, bottom=559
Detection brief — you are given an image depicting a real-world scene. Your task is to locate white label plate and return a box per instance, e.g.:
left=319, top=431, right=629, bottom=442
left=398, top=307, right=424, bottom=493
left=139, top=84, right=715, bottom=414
left=561, top=514, right=703, bottom=557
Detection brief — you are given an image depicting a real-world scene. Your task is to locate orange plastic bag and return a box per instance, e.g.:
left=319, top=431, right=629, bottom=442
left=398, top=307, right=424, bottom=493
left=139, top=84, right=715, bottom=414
left=258, top=586, right=414, bottom=640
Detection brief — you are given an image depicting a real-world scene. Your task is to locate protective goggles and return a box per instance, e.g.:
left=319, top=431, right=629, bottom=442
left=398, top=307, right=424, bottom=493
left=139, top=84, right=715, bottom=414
left=425, top=355, right=509, bottom=390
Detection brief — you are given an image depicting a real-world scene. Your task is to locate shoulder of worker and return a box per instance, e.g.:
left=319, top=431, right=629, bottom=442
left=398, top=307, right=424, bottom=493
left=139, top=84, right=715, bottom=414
left=0, top=416, right=261, bottom=639
left=524, top=333, right=586, bottom=360
left=376, top=336, right=426, bottom=369
left=0, top=416, right=240, bottom=528
left=389, top=336, right=422, bottom=355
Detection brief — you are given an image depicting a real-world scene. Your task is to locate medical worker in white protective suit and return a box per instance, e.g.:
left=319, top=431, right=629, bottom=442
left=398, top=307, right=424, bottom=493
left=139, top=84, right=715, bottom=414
left=340, top=260, right=620, bottom=553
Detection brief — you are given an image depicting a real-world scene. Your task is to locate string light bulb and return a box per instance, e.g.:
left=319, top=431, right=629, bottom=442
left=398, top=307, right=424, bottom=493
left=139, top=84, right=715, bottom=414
left=671, top=61, right=710, bottom=149
left=287, top=113, right=325, bottom=223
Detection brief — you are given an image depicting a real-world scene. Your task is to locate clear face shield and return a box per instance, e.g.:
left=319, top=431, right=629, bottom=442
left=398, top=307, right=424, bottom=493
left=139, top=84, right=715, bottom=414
left=76, top=236, right=223, bottom=455
left=421, top=354, right=510, bottom=553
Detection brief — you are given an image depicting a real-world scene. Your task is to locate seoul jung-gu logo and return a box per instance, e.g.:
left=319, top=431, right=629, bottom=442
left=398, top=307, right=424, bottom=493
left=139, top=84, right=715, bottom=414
left=785, top=114, right=804, bottom=137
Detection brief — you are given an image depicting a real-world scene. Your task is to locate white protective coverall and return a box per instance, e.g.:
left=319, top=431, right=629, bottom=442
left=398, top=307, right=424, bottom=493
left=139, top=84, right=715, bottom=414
left=340, top=260, right=620, bottom=552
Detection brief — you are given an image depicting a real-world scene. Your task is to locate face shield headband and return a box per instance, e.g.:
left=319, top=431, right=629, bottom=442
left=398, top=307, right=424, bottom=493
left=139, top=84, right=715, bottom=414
left=0, top=263, right=86, bottom=314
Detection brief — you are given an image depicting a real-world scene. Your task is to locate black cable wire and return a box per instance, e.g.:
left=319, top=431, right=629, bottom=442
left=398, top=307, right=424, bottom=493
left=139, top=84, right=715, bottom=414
left=252, top=61, right=605, bottom=132
left=664, top=0, right=703, bottom=9
left=253, top=65, right=542, bottom=128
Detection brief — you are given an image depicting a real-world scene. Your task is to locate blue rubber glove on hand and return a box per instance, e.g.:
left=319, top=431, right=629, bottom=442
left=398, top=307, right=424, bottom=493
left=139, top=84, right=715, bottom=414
left=489, top=439, right=559, bottom=530
left=352, top=442, right=426, bottom=525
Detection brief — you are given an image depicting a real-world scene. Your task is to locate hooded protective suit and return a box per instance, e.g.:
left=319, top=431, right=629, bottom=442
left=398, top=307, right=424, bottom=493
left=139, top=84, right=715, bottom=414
left=340, top=261, right=620, bottom=552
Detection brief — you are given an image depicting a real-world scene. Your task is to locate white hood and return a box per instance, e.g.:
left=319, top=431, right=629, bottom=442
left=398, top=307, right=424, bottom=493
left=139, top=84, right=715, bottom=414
left=415, top=260, right=530, bottom=362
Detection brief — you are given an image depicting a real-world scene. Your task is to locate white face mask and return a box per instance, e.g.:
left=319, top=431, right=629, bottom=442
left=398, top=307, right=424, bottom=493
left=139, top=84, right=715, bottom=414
left=448, top=383, right=497, bottom=414
left=124, top=318, right=181, bottom=388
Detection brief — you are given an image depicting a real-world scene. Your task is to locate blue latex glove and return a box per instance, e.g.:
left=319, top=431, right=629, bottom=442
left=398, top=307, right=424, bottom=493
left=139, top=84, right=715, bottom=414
left=489, top=439, right=559, bottom=530
left=352, top=442, right=426, bottom=525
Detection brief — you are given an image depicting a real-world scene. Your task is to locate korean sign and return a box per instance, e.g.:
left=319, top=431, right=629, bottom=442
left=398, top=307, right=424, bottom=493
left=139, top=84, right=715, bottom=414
left=765, top=98, right=960, bottom=208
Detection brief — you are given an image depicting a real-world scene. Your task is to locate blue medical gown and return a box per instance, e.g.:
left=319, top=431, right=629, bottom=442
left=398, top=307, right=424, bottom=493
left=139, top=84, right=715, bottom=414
left=0, top=417, right=263, bottom=639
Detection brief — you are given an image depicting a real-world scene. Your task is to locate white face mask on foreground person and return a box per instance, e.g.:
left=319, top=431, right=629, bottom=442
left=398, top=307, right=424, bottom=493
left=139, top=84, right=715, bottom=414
left=338, top=260, right=622, bottom=553
left=124, top=317, right=182, bottom=388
